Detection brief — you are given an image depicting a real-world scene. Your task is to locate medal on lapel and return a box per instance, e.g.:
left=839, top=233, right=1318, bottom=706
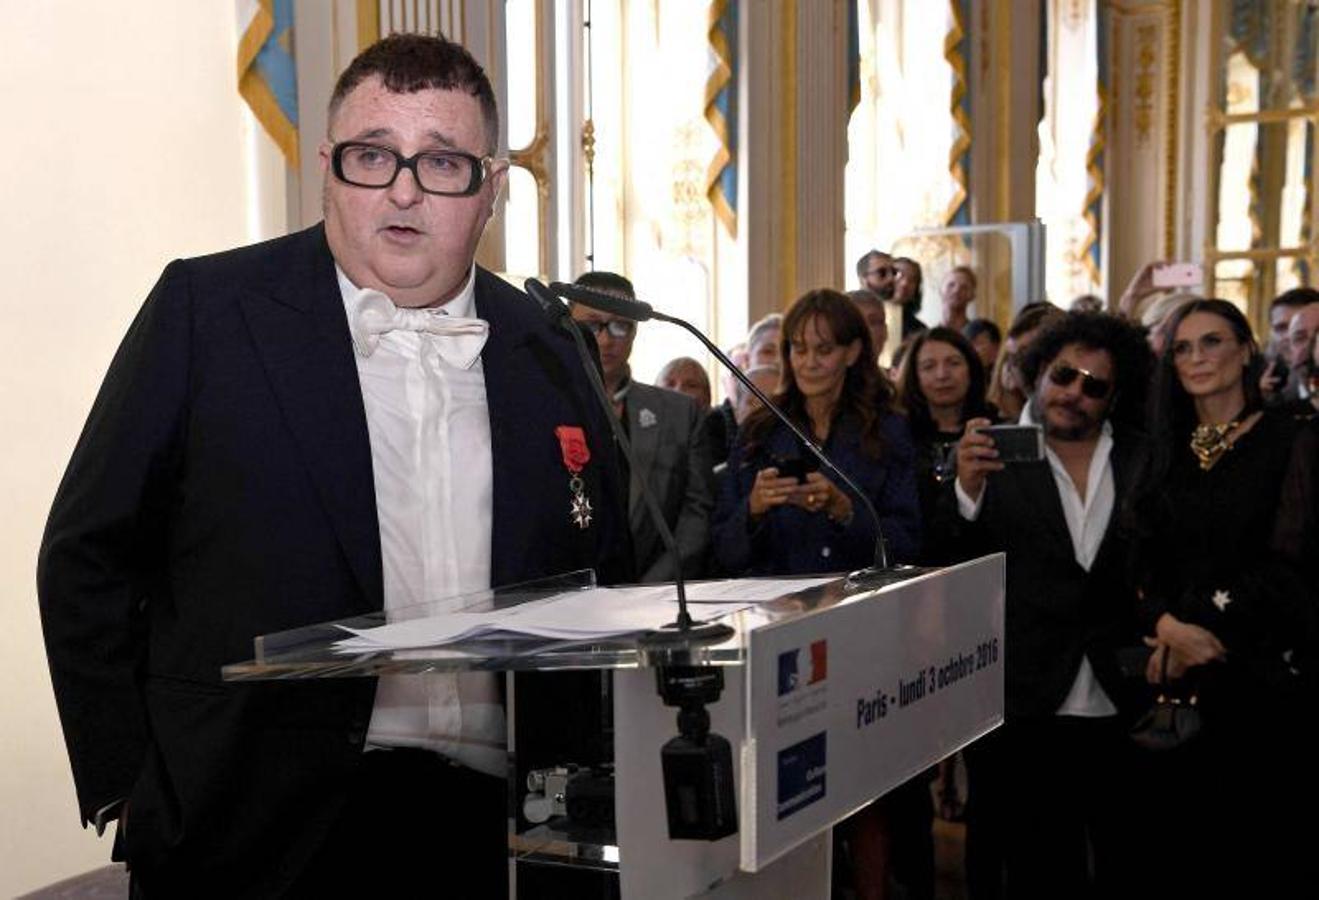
left=554, top=425, right=593, bottom=529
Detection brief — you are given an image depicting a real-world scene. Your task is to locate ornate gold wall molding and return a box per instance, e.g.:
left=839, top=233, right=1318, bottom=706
left=777, top=0, right=798, bottom=306
left=1105, top=0, right=1180, bottom=275
left=1134, top=24, right=1158, bottom=144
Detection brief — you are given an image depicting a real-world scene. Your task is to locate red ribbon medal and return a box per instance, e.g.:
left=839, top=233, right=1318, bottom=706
left=554, top=426, right=593, bottom=529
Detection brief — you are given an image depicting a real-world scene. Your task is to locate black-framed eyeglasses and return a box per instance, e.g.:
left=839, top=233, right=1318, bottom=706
left=330, top=141, right=497, bottom=196
left=1047, top=363, right=1113, bottom=400
left=579, top=319, right=636, bottom=339
left=866, top=266, right=895, bottom=279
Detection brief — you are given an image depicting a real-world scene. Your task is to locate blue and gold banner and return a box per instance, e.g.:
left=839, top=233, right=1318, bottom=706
left=238, top=0, right=299, bottom=166
left=1081, top=0, right=1109, bottom=285
left=943, top=0, right=971, bottom=227
left=705, top=0, right=738, bottom=237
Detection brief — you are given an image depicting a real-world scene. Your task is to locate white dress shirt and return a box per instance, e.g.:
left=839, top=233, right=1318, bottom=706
left=337, top=266, right=506, bottom=776
left=955, top=407, right=1118, bottom=717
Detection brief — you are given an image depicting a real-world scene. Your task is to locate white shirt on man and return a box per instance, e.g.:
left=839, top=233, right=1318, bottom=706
left=337, top=265, right=506, bottom=776
left=955, top=406, right=1118, bottom=717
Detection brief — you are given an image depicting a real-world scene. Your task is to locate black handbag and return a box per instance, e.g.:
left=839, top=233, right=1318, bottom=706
left=1129, top=651, right=1202, bottom=752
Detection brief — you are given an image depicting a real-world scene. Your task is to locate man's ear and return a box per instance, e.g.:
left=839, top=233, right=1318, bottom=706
left=486, top=163, right=509, bottom=215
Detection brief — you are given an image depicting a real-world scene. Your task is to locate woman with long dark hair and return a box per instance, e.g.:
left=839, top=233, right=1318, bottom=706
left=712, top=289, right=920, bottom=575
left=896, top=329, right=991, bottom=512
left=1130, top=298, right=1318, bottom=894
left=714, top=289, right=920, bottom=900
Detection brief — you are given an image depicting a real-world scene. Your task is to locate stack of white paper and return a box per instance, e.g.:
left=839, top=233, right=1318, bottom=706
left=332, top=577, right=834, bottom=653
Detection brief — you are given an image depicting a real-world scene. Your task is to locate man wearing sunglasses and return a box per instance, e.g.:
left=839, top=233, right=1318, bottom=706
left=856, top=248, right=897, bottom=301
left=568, top=271, right=714, bottom=583
left=39, top=34, right=631, bottom=896
left=946, top=312, right=1152, bottom=898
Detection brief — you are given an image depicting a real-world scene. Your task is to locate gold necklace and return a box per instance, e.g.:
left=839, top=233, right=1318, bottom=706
left=1190, top=420, right=1240, bottom=471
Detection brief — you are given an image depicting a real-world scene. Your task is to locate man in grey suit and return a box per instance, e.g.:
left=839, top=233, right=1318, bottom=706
left=570, top=271, right=714, bottom=581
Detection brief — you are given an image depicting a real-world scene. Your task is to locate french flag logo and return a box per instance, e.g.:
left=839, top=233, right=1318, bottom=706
left=807, top=640, right=828, bottom=684
left=777, top=640, right=828, bottom=696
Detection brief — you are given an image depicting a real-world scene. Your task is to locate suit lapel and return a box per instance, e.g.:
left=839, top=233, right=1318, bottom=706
left=626, top=387, right=659, bottom=524
left=1091, top=429, right=1140, bottom=573
left=478, top=271, right=602, bottom=586
left=236, top=226, right=383, bottom=611
left=1014, top=459, right=1077, bottom=561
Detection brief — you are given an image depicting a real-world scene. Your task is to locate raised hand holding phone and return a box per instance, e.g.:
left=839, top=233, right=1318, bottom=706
left=954, top=417, right=1004, bottom=503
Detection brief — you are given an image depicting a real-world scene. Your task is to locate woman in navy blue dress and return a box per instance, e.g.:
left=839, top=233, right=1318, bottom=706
left=712, top=289, right=923, bottom=900
left=713, top=289, right=920, bottom=576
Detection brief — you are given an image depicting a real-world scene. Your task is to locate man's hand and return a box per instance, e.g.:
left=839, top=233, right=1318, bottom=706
left=749, top=467, right=799, bottom=518
left=954, top=417, right=1003, bottom=504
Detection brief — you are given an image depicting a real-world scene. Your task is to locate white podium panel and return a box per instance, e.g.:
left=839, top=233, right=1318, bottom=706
left=612, top=555, right=1005, bottom=898
left=742, top=555, right=1004, bottom=871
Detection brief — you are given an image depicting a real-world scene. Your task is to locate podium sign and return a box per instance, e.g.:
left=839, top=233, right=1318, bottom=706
left=225, top=557, right=1005, bottom=898
left=740, top=555, right=1004, bottom=871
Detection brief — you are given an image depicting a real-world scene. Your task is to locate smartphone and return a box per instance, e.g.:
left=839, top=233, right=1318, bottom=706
left=974, top=424, right=1044, bottom=464
left=771, top=455, right=819, bottom=483
left=1150, top=262, right=1203, bottom=289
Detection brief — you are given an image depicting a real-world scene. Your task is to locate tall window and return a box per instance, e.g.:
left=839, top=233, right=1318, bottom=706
left=1034, top=0, right=1102, bottom=305
left=845, top=2, right=959, bottom=283
left=580, top=1, right=719, bottom=383
left=1206, top=0, right=1317, bottom=325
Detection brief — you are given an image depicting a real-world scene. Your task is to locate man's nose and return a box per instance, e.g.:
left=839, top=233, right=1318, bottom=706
left=387, top=166, right=423, bottom=206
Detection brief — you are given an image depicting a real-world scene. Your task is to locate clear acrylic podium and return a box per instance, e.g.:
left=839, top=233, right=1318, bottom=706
left=223, top=554, right=1005, bottom=899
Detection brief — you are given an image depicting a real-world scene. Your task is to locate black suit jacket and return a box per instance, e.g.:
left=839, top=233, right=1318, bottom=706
left=942, top=427, right=1145, bottom=720
left=36, top=225, right=631, bottom=895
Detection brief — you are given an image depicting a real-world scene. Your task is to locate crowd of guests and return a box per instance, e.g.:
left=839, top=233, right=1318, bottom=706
left=568, top=257, right=1319, bottom=899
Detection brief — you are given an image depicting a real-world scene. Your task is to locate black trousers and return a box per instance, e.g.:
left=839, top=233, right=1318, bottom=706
left=289, top=748, right=508, bottom=899
left=964, top=715, right=1137, bottom=900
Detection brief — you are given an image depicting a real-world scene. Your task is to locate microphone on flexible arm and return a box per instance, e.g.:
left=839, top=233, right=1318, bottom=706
left=549, top=281, right=928, bottom=588
left=524, top=279, right=734, bottom=646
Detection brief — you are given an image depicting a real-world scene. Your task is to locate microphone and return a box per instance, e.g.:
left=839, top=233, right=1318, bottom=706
left=524, top=279, right=733, bottom=645
left=550, top=281, right=655, bottom=322
left=548, top=282, right=925, bottom=587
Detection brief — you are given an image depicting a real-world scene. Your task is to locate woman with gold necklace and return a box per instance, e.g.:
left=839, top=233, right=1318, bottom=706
left=1129, top=298, right=1317, bottom=895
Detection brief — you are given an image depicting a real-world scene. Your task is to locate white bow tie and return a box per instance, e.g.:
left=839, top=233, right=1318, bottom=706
left=348, top=290, right=489, bottom=369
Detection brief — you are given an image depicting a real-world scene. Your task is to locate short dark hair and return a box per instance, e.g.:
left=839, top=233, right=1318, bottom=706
left=855, top=249, right=890, bottom=279
left=574, top=270, right=636, bottom=299
left=963, top=318, right=1001, bottom=345
left=1019, top=312, right=1151, bottom=429
left=329, top=33, right=500, bottom=154
left=1270, top=287, right=1319, bottom=314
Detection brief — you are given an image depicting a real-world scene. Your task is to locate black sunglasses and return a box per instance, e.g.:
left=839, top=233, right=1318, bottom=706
left=1047, top=363, right=1113, bottom=400
left=579, top=319, right=636, bottom=339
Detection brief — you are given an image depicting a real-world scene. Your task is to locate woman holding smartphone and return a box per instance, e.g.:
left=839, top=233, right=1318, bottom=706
left=894, top=327, right=996, bottom=564
left=1129, top=298, right=1318, bottom=894
left=712, top=289, right=920, bottom=576
left=713, top=289, right=920, bottom=900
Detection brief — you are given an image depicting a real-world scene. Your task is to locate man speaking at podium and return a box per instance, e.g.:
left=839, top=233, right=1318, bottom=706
left=38, top=34, right=629, bottom=897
